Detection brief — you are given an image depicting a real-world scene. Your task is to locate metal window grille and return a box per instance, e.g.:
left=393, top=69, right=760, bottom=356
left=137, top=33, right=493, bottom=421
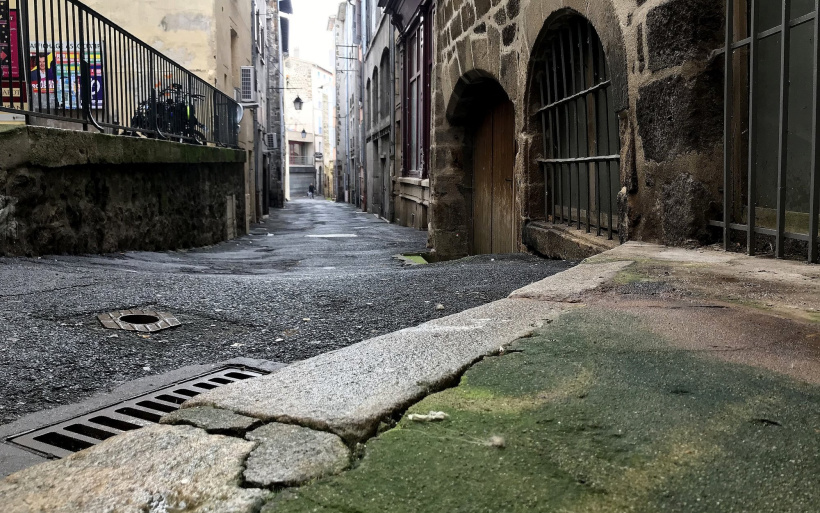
left=241, top=66, right=255, bottom=102
left=715, top=0, right=820, bottom=263
left=0, top=0, right=241, bottom=147
left=535, top=16, right=621, bottom=239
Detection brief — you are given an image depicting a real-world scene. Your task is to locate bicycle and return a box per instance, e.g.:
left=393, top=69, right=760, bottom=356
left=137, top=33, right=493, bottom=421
left=129, top=83, right=207, bottom=145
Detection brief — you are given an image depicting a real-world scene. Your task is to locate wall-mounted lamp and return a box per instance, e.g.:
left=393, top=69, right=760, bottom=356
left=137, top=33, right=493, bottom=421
left=293, top=96, right=304, bottom=110
left=301, top=129, right=307, bottom=139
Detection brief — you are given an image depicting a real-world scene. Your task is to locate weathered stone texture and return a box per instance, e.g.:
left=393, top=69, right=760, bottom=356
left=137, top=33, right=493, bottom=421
left=0, top=126, right=246, bottom=257
left=0, top=425, right=266, bottom=513
left=637, top=71, right=723, bottom=163
left=244, top=423, right=350, bottom=487
left=660, top=173, right=715, bottom=245
left=161, top=406, right=262, bottom=435
left=646, top=0, right=724, bottom=72
left=475, top=0, right=492, bottom=19
left=523, top=222, right=619, bottom=261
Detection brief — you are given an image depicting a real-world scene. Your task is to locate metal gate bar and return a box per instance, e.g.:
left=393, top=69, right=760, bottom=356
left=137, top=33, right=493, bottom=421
left=717, top=0, right=819, bottom=262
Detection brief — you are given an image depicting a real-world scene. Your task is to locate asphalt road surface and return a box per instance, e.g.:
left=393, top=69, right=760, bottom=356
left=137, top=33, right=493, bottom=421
left=0, top=199, right=575, bottom=425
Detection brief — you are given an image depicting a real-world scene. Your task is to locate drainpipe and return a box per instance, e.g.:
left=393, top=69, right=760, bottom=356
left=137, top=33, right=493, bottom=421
left=387, top=20, right=396, bottom=222
left=251, top=0, right=260, bottom=220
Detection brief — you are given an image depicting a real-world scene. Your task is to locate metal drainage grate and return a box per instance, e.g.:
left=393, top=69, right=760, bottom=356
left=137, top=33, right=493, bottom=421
left=6, top=366, right=267, bottom=459
left=97, top=309, right=181, bottom=333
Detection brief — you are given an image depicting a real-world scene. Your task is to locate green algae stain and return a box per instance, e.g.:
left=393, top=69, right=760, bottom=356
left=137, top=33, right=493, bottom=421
left=266, top=310, right=820, bottom=513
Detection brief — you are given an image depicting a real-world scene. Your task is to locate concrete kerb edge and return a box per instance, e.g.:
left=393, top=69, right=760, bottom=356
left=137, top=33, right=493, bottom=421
left=176, top=256, right=643, bottom=448
left=182, top=303, right=562, bottom=445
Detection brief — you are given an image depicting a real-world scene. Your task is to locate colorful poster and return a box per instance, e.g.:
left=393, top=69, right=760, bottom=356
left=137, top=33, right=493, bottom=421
left=0, top=3, right=25, bottom=103
left=30, top=42, right=104, bottom=110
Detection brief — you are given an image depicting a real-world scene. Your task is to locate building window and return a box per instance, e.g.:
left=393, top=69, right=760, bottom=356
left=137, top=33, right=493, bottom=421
left=380, top=50, right=390, bottom=122
left=373, top=68, right=380, bottom=126
left=402, top=10, right=431, bottom=178
left=366, top=80, right=372, bottom=129
left=535, top=14, right=620, bottom=239
left=721, top=0, right=820, bottom=262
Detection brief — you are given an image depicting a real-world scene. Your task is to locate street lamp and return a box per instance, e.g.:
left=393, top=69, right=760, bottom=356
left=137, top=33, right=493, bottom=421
left=293, top=96, right=304, bottom=111
left=301, top=129, right=307, bottom=139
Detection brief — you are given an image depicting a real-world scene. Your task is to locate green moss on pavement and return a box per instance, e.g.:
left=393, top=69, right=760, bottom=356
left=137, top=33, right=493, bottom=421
left=267, top=309, right=820, bottom=512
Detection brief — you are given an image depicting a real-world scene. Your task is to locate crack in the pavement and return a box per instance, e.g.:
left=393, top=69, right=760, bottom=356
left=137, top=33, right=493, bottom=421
left=228, top=343, right=528, bottom=502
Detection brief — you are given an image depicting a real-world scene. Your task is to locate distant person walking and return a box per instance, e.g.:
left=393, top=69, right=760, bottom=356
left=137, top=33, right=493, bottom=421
left=308, top=183, right=315, bottom=199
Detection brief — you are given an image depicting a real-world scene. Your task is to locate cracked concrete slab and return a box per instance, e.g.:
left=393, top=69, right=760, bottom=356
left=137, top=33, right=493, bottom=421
left=0, top=424, right=267, bottom=513
left=183, top=297, right=579, bottom=443
left=244, top=423, right=350, bottom=487
left=161, top=406, right=262, bottom=435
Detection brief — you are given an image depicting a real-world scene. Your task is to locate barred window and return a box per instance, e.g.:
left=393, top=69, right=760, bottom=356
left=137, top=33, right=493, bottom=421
left=535, top=15, right=620, bottom=239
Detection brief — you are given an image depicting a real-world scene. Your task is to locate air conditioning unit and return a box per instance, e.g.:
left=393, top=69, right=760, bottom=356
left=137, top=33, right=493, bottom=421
left=240, top=66, right=255, bottom=102
left=266, top=133, right=277, bottom=148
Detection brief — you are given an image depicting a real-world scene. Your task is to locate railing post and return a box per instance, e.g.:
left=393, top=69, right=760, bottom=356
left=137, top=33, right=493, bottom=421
left=78, top=8, right=88, bottom=131
left=149, top=56, right=157, bottom=135
left=17, top=0, right=32, bottom=123
left=723, top=0, right=734, bottom=250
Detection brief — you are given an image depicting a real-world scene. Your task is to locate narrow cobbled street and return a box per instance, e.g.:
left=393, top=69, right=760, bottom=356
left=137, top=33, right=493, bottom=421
left=0, top=199, right=574, bottom=425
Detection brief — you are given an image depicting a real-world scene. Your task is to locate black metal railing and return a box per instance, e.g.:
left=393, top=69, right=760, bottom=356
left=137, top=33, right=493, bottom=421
left=716, top=0, right=820, bottom=263
left=0, top=0, right=240, bottom=147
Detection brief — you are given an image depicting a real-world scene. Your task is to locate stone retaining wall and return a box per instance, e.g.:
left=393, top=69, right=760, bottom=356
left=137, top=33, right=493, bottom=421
left=0, top=126, right=247, bottom=256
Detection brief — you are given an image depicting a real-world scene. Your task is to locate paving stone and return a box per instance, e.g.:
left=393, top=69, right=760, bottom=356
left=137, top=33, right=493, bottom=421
left=244, top=423, right=350, bottom=487
left=0, top=424, right=267, bottom=513
left=183, top=297, right=574, bottom=443
left=160, top=406, right=262, bottom=435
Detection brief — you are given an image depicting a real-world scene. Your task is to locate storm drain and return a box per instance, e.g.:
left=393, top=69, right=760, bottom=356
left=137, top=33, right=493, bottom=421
left=97, top=309, right=181, bottom=333
left=6, top=366, right=267, bottom=459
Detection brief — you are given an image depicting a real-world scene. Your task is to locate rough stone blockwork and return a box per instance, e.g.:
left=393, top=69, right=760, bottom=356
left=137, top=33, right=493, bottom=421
left=429, top=0, right=727, bottom=258
left=0, top=425, right=266, bottom=513
left=0, top=126, right=247, bottom=256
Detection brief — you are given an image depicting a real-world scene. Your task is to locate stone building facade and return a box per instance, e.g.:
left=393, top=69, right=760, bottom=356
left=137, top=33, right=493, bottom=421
left=265, top=0, right=289, bottom=209
left=381, top=0, right=434, bottom=231
left=428, top=0, right=726, bottom=259
left=334, top=1, right=365, bottom=206
left=364, top=0, right=396, bottom=220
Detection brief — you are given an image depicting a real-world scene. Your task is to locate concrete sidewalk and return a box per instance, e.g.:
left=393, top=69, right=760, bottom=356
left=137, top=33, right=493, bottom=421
left=1, top=243, right=819, bottom=512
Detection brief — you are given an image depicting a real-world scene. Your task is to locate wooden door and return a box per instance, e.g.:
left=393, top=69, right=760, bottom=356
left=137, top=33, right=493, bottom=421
left=473, top=100, right=515, bottom=254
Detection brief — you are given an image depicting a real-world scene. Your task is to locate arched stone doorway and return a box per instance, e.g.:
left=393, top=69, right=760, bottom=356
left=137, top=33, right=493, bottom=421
left=445, top=74, right=517, bottom=255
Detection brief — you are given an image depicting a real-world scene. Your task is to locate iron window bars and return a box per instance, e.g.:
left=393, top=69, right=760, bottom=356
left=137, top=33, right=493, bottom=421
left=535, top=16, right=621, bottom=240
left=715, top=0, right=820, bottom=263
left=0, top=0, right=241, bottom=147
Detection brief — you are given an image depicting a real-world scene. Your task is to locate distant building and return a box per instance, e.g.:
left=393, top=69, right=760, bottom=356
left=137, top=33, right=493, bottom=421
left=266, top=0, right=291, bottom=209
left=334, top=1, right=364, bottom=206
left=363, top=0, right=396, bottom=221
left=283, top=56, right=333, bottom=200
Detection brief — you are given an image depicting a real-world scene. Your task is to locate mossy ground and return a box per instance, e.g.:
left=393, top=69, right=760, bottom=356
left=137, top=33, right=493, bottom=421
left=267, top=309, right=820, bottom=512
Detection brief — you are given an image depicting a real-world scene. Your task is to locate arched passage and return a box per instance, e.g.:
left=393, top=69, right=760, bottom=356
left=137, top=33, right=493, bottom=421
left=446, top=73, right=516, bottom=255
